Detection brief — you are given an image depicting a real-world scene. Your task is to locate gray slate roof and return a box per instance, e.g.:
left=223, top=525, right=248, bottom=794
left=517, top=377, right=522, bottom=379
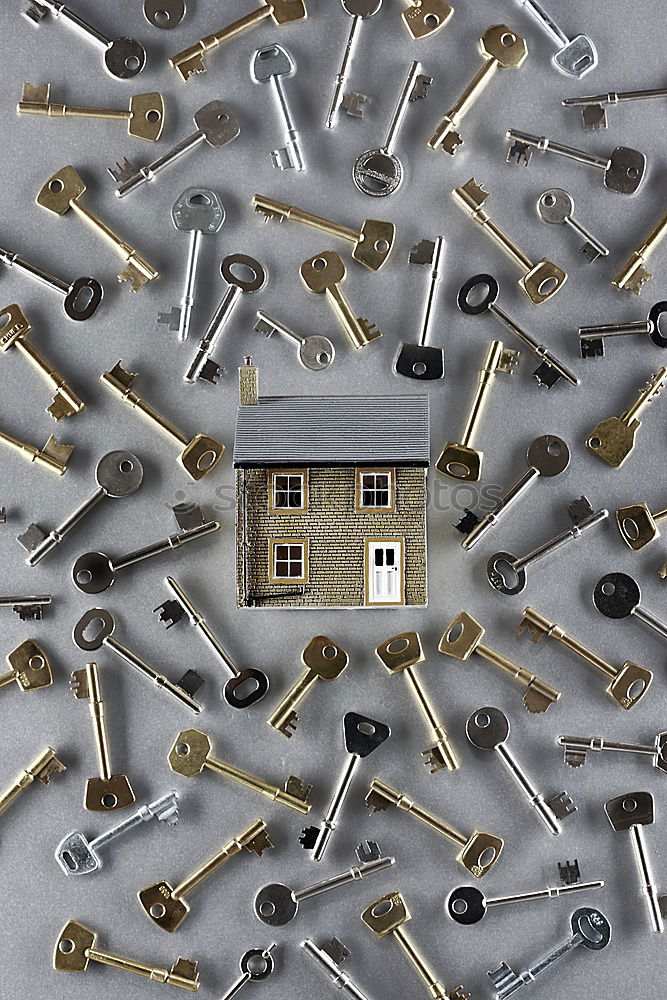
left=234, top=395, right=430, bottom=466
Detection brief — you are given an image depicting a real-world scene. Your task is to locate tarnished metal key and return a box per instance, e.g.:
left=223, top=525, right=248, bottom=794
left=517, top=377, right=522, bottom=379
left=0, top=597, right=52, bottom=622
left=252, top=44, right=305, bottom=170
left=326, top=1, right=382, bottom=128
left=593, top=571, right=667, bottom=644
left=2, top=639, right=53, bottom=691
left=268, top=636, right=349, bottom=738
left=537, top=188, right=609, bottom=262
left=578, top=302, right=667, bottom=358
left=564, top=87, right=667, bottom=131
left=605, top=791, right=664, bottom=933
left=559, top=732, right=667, bottom=773
left=0, top=241, right=102, bottom=321
left=514, top=0, right=596, bottom=77
left=613, top=204, right=667, bottom=295
left=254, top=310, right=335, bottom=371
left=586, top=367, right=667, bottom=467
left=18, top=83, right=164, bottom=141
left=398, top=0, right=453, bottom=40
left=616, top=497, right=667, bottom=551
left=301, top=938, right=371, bottom=1000
left=0, top=426, right=73, bottom=476
left=0, top=747, right=65, bottom=820
left=301, top=251, right=381, bottom=350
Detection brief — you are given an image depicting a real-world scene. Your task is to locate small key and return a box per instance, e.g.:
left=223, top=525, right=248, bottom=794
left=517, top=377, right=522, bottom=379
left=604, top=791, right=665, bottom=934
left=100, top=362, right=225, bottom=480
left=613, top=205, right=667, bottom=295
left=586, top=367, right=667, bottom=467
left=267, top=635, right=349, bottom=738
left=73, top=608, right=204, bottom=714
left=365, top=778, right=503, bottom=877
left=157, top=188, right=226, bottom=343
left=0, top=426, right=73, bottom=476
left=466, top=707, right=576, bottom=836
left=169, top=0, right=307, bottom=82
left=184, top=254, right=266, bottom=384
left=2, top=639, right=53, bottom=691
left=456, top=436, right=570, bottom=551
left=18, top=82, right=164, bottom=142
left=23, top=1, right=146, bottom=79
left=453, top=179, right=567, bottom=304
left=36, top=166, right=158, bottom=292
left=254, top=310, right=335, bottom=371
left=0, top=747, right=65, bottom=821
left=53, top=920, right=200, bottom=991
left=326, top=1, right=381, bottom=128
left=256, top=842, right=394, bottom=925
left=0, top=596, right=52, bottom=622
left=559, top=732, right=667, bottom=773
left=18, top=450, right=142, bottom=565
left=514, top=0, right=597, bottom=77
left=488, top=906, right=611, bottom=999
left=579, top=302, right=667, bottom=358
left=252, top=44, right=305, bottom=170
left=144, top=0, right=186, bottom=29
left=300, top=712, right=390, bottom=860
left=537, top=188, right=609, bottom=262
left=220, top=945, right=276, bottom=1000
left=428, top=25, right=526, bottom=156
left=353, top=61, right=431, bottom=196
left=154, top=575, right=270, bottom=709
left=109, top=101, right=240, bottom=199
left=167, top=727, right=313, bottom=814
left=440, top=611, right=560, bottom=714
left=517, top=606, right=653, bottom=710
left=0, top=242, right=102, bottom=321
left=616, top=498, right=667, bottom=551
left=301, top=251, right=381, bottom=350
left=593, top=571, right=667, bottom=645
left=506, top=129, right=646, bottom=196
left=564, top=87, right=667, bottom=131
left=139, top=818, right=272, bottom=932
left=301, top=938, right=371, bottom=1000
left=375, top=631, right=458, bottom=771
left=395, top=237, right=445, bottom=380
left=55, top=791, right=179, bottom=876
left=487, top=496, right=609, bottom=595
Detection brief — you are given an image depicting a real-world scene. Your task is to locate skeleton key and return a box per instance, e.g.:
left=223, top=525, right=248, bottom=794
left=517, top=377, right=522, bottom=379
left=506, top=129, right=646, bottom=196
left=252, top=44, right=304, bottom=170
left=220, top=945, right=276, bottom=1000
left=300, top=251, right=381, bottom=349
left=326, top=1, right=382, bottom=128
left=109, top=101, right=240, bottom=199
left=1, top=596, right=52, bottom=622
left=593, top=571, right=667, bottom=644
left=353, top=61, right=431, bottom=196
left=2, top=639, right=53, bottom=692
left=0, top=426, right=73, bottom=476
left=428, top=25, right=526, bottom=156
left=139, top=818, right=272, bottom=932
left=395, top=237, right=445, bottom=380
left=169, top=0, right=307, bottom=82
left=157, top=188, right=226, bottom=342
left=563, top=87, right=667, bottom=131
left=73, top=608, right=204, bottom=714
left=23, top=1, right=146, bottom=79
left=0, top=242, right=102, bottom=321
left=586, top=367, right=667, bottom=467
left=0, top=303, right=84, bottom=420
left=268, top=635, right=349, bottom=738
left=613, top=205, right=667, bottom=295
left=36, top=166, right=158, bottom=292
left=605, top=791, right=664, bottom=933
left=616, top=497, right=667, bottom=550
left=18, top=450, right=142, bottom=565
left=559, top=732, right=667, bottom=773
left=254, top=310, right=335, bottom=371
left=537, top=189, right=609, bottom=262
left=70, top=662, right=135, bottom=811
left=301, top=938, right=371, bottom=1000
left=514, top=0, right=597, bottom=77
left=167, top=727, right=313, bottom=814
left=453, top=179, right=567, bottom=304
left=144, top=0, right=186, bottom=29
left=398, top=0, right=453, bottom=40
left=0, top=747, right=65, bottom=820
left=466, top=707, right=576, bottom=836
left=579, top=302, right=667, bottom=358
left=18, top=82, right=164, bottom=142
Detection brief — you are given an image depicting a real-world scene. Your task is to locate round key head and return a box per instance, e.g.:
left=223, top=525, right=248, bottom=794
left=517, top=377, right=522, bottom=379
left=224, top=668, right=270, bottom=709
left=144, top=0, right=186, bottom=29
left=354, top=220, right=395, bottom=271
left=465, top=707, right=510, bottom=751
left=341, top=0, right=383, bottom=16
left=251, top=43, right=295, bottom=83
left=615, top=502, right=658, bottom=551
left=105, top=37, right=147, bottom=80
left=527, top=435, right=570, bottom=476
left=54, top=920, right=96, bottom=970
left=605, top=147, right=646, bottom=195
left=537, top=188, right=574, bottom=226
left=593, top=572, right=641, bottom=620
left=301, top=251, right=346, bottom=293
left=36, top=166, right=86, bottom=215
left=138, top=881, right=189, bottom=932
left=73, top=608, right=115, bottom=651
left=570, top=907, right=612, bottom=949
left=128, top=93, right=165, bottom=141
left=447, top=886, right=487, bottom=924
left=71, top=552, right=115, bottom=594
left=179, top=433, right=225, bottom=481
left=401, top=0, right=453, bottom=39
left=168, top=728, right=211, bottom=776
left=193, top=101, right=241, bottom=148
left=553, top=35, right=597, bottom=78
left=487, top=551, right=525, bottom=595
left=300, top=335, right=335, bottom=371
left=172, top=188, right=226, bottom=234
left=648, top=302, right=667, bottom=347
left=55, top=830, right=100, bottom=876
left=254, top=883, right=297, bottom=926
left=353, top=149, right=403, bottom=198
left=240, top=947, right=275, bottom=982
left=221, top=254, right=267, bottom=292
left=480, top=25, right=528, bottom=69
left=457, top=273, right=499, bottom=315
left=95, top=450, right=144, bottom=497
left=343, top=711, right=390, bottom=757
left=520, top=258, right=567, bottom=305
left=84, top=774, right=136, bottom=812
left=64, top=276, right=103, bottom=321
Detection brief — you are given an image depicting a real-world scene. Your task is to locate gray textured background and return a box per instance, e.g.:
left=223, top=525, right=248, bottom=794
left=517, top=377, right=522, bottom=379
left=1, top=1, right=666, bottom=997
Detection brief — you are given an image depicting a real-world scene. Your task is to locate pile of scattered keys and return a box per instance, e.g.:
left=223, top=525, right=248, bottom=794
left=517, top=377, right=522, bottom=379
left=2, top=1, right=667, bottom=998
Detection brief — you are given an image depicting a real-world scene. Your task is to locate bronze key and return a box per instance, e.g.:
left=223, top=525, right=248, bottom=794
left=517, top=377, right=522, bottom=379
left=0, top=746, right=66, bottom=820
left=300, top=251, right=381, bottom=350
left=267, top=635, right=349, bottom=738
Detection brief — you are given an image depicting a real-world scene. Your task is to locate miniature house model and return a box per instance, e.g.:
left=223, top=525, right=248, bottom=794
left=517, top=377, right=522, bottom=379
left=233, top=359, right=429, bottom=609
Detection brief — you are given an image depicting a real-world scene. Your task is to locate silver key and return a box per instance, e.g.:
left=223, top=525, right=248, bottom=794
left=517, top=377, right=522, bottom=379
left=251, top=44, right=305, bottom=171
left=604, top=791, right=665, bottom=934
left=0, top=246, right=102, bottom=321
left=559, top=732, right=667, bottom=773
left=578, top=302, right=667, bottom=358
left=537, top=189, right=609, bottom=262
left=466, top=707, right=576, bottom=836
left=394, top=237, right=445, bottom=381
left=563, top=88, right=667, bottom=131
left=326, top=0, right=382, bottom=128
left=593, top=571, right=667, bottom=643
left=144, top=0, right=186, bottom=29
left=108, top=101, right=240, bottom=198
left=0, top=594, right=51, bottom=621
left=157, top=188, right=226, bottom=342
left=301, top=939, right=371, bottom=1000
left=17, top=451, right=143, bottom=566
left=219, top=945, right=276, bottom=1000
left=447, top=868, right=604, bottom=926
left=254, top=310, right=334, bottom=371
left=514, top=0, right=597, bottom=78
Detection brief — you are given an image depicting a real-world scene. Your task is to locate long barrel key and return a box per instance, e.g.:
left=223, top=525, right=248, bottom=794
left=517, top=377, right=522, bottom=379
left=0, top=242, right=102, bottom=321
left=578, top=302, right=667, bottom=358
left=559, top=732, right=667, bottom=773
left=18, top=83, right=164, bottom=142
left=326, top=1, right=382, bottom=129
left=605, top=791, right=665, bottom=933
left=447, top=869, right=604, bottom=926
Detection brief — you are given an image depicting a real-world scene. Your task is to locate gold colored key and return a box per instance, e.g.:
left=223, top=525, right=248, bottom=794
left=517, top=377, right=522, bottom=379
left=268, top=635, right=349, bottom=738
left=0, top=303, right=84, bottom=420
left=18, top=83, right=165, bottom=142
left=399, top=0, right=453, bottom=40
left=168, top=728, right=313, bottom=814
left=2, top=639, right=53, bottom=693
left=170, top=0, right=307, bottom=82
left=517, top=607, right=652, bottom=710
left=100, top=362, right=224, bottom=481
left=70, top=662, right=135, bottom=812
left=0, top=426, right=73, bottom=475
left=453, top=178, right=567, bottom=304
left=365, top=779, right=503, bottom=878
left=54, top=920, right=200, bottom=991
left=138, top=819, right=272, bottom=932
left=375, top=631, right=459, bottom=772
left=428, top=25, right=527, bottom=155
left=613, top=205, right=667, bottom=295
left=439, top=611, right=560, bottom=714
left=36, top=166, right=159, bottom=292
left=253, top=194, right=395, bottom=271
left=0, top=746, right=66, bottom=819
left=616, top=499, right=667, bottom=550
left=586, top=367, right=667, bottom=468
left=300, top=251, right=381, bottom=350
left=435, top=339, right=518, bottom=482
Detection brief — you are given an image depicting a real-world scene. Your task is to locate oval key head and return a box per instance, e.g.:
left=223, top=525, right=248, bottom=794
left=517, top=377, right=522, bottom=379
left=300, top=335, right=335, bottom=371
left=648, top=302, right=667, bottom=347
left=593, top=572, right=641, bottom=620
left=361, top=891, right=409, bottom=936
left=457, top=273, right=499, bottom=315
left=54, top=920, right=96, bottom=971
left=553, top=35, right=597, bottom=78
left=480, top=25, right=528, bottom=69
left=302, top=635, right=349, bottom=680
left=55, top=830, right=100, bottom=876
left=72, top=552, right=115, bottom=594
left=144, top=0, right=186, bottom=29
left=85, top=774, right=135, bottom=812
left=128, top=93, right=165, bottom=141
left=36, top=166, right=86, bottom=215
left=527, top=435, right=570, bottom=476
left=105, top=37, right=147, bottom=80
left=435, top=443, right=483, bottom=482
left=402, top=0, right=453, bottom=39
left=353, top=149, right=403, bottom=198
left=354, top=220, right=395, bottom=271
left=520, top=258, right=567, bottom=305
left=605, top=147, right=646, bottom=195
left=95, top=450, right=144, bottom=497
left=375, top=631, right=424, bottom=674
left=615, top=502, right=658, bottom=550
left=64, top=276, right=103, bottom=321
left=537, top=188, right=574, bottom=226
left=224, top=668, right=270, bottom=709
left=172, top=188, right=226, bottom=234
left=487, top=551, right=525, bottom=595
left=570, top=907, right=612, bottom=949
left=193, top=101, right=241, bottom=148
left=465, top=707, right=510, bottom=751
left=343, top=711, right=390, bottom=757
left=168, top=728, right=211, bottom=776
left=439, top=612, right=484, bottom=660
left=251, top=43, right=295, bottom=83
left=605, top=790, right=654, bottom=831
left=459, top=830, right=503, bottom=878
left=341, top=0, right=383, bottom=16
left=300, top=251, right=346, bottom=293
left=73, top=608, right=115, bottom=651
left=221, top=254, right=267, bottom=292
left=139, top=881, right=189, bottom=932
left=447, top=886, right=487, bottom=924
left=180, top=433, right=225, bottom=481
left=254, top=883, right=297, bottom=926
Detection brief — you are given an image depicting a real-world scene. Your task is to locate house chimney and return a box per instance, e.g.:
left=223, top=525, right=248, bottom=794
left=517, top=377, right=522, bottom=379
left=239, top=356, right=259, bottom=406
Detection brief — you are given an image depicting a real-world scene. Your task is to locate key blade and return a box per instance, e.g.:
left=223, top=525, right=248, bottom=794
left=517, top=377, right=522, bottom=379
left=449, top=988, right=471, bottom=1000
left=107, top=156, right=135, bottom=184
left=580, top=335, right=605, bottom=358
left=23, top=2, right=48, bottom=23
left=157, top=307, right=182, bottom=331
left=568, top=495, right=595, bottom=523
left=173, top=502, right=206, bottom=530
left=441, top=131, right=464, bottom=155
left=69, top=668, right=91, bottom=700
left=20, top=81, right=50, bottom=104
left=562, top=743, right=588, bottom=768
left=168, top=958, right=199, bottom=990
left=548, top=791, right=577, bottom=820
left=176, top=669, right=204, bottom=696
left=654, top=732, right=667, bottom=773
left=298, top=825, right=320, bottom=850
left=245, top=828, right=273, bottom=857
left=14, top=603, right=43, bottom=621
left=364, top=787, right=391, bottom=813
left=532, top=360, right=563, bottom=388
left=409, top=239, right=436, bottom=266
left=355, top=840, right=382, bottom=864
left=558, top=859, right=581, bottom=885
left=623, top=264, right=652, bottom=295
left=410, top=74, right=433, bottom=101
left=506, top=140, right=532, bottom=165
left=285, top=775, right=312, bottom=803
left=271, top=145, right=298, bottom=171
left=17, top=523, right=47, bottom=553
left=322, top=938, right=350, bottom=964
left=488, top=963, right=521, bottom=995
left=198, top=358, right=224, bottom=384
left=582, top=104, right=607, bottom=130
left=47, top=392, right=80, bottom=422
left=579, top=242, right=603, bottom=263
left=341, top=92, right=369, bottom=119
left=34, top=751, right=66, bottom=785
left=454, top=509, right=480, bottom=535
left=154, top=598, right=185, bottom=629
left=146, top=791, right=180, bottom=825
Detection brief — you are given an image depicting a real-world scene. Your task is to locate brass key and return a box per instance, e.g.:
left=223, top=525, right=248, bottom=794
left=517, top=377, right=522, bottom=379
left=267, top=635, right=349, bottom=738
left=616, top=499, right=667, bottom=550
left=100, top=362, right=224, bottom=480
left=0, top=746, right=66, bottom=819
left=168, top=728, right=313, bottom=814
left=399, top=0, right=453, bottom=40
left=170, top=0, right=307, bottom=82
left=0, top=426, right=73, bottom=475
left=2, top=639, right=53, bottom=693
left=435, top=339, right=519, bottom=482
left=70, top=662, right=135, bottom=812
left=18, top=83, right=165, bottom=141
left=36, top=166, right=159, bottom=292
left=613, top=205, right=667, bottom=295
left=439, top=611, right=560, bottom=714
left=453, top=178, right=567, bottom=304
left=428, top=25, right=527, bottom=155
left=375, top=631, right=459, bottom=772
left=301, top=251, right=381, bottom=350
left=586, top=367, right=667, bottom=467
left=0, top=303, right=84, bottom=420
left=253, top=194, right=395, bottom=271
left=138, top=818, right=272, bottom=932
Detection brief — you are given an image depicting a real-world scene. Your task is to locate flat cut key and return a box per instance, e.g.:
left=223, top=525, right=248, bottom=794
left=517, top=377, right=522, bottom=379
left=564, top=87, right=667, bottom=131
left=615, top=497, right=667, bottom=550
left=0, top=242, right=102, bottom=321
left=220, top=945, right=276, bottom=1000
left=0, top=426, right=73, bottom=476
left=559, top=732, right=667, bottom=773
left=0, top=747, right=65, bottom=821
left=586, top=367, right=667, bottom=467
left=18, top=83, right=164, bottom=141
left=398, top=0, right=453, bottom=40
left=2, top=639, right=53, bottom=691
left=537, top=188, right=609, bottom=262
left=604, top=791, right=664, bottom=933
left=301, top=251, right=381, bottom=350
left=0, top=596, right=52, bottom=622
left=267, top=636, right=349, bottom=738
left=326, top=1, right=382, bottom=128
left=252, top=44, right=305, bottom=170
left=593, top=571, right=667, bottom=644
left=613, top=205, right=667, bottom=295
left=578, top=302, right=667, bottom=358
left=394, top=237, right=445, bottom=380
left=301, top=938, right=371, bottom=1000
left=514, top=0, right=597, bottom=77
left=254, top=310, right=335, bottom=371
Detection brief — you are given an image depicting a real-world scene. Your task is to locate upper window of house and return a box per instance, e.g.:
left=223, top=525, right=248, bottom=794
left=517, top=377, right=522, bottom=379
left=270, top=471, right=306, bottom=511
left=357, top=469, right=394, bottom=511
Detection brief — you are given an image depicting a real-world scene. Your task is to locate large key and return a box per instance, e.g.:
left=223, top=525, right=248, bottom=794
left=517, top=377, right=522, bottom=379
left=2, top=639, right=52, bottom=693
left=537, top=188, right=609, bottom=262
left=586, top=367, right=667, bottom=467
left=18, top=450, right=143, bottom=565
left=604, top=791, right=664, bottom=933
left=36, top=166, right=158, bottom=292
left=0, top=241, right=102, bottom=322
left=398, top=0, right=453, bottom=40
left=326, top=1, right=382, bottom=128
left=578, top=302, right=667, bottom=358
left=300, top=251, right=381, bottom=350
left=615, top=497, right=667, bottom=551
left=0, top=426, right=74, bottom=476
left=428, top=25, right=526, bottom=156
left=252, top=43, right=305, bottom=170
left=613, top=204, right=667, bottom=295
left=1, top=597, right=52, bottom=623
left=564, top=86, right=667, bottom=131
left=18, top=82, right=164, bottom=142
left=268, top=635, right=349, bottom=737
left=593, top=571, right=667, bottom=644
left=514, top=0, right=597, bottom=77
left=453, top=179, right=567, bottom=304
left=559, top=731, right=667, bottom=773
left=0, top=747, right=65, bottom=820
left=301, top=938, right=371, bottom=1000
left=395, top=237, right=445, bottom=381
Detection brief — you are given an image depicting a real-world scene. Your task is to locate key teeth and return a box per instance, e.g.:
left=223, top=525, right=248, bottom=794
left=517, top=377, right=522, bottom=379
left=442, top=131, right=464, bottom=155
left=488, top=962, right=520, bottom=994
left=198, top=358, right=224, bottom=384
left=285, top=775, right=312, bottom=803
left=247, top=829, right=273, bottom=857
left=15, top=604, right=41, bottom=621
left=558, top=859, right=581, bottom=885
left=506, top=141, right=532, bottom=166
left=408, top=239, right=436, bottom=266
left=69, top=668, right=89, bottom=700
left=454, top=508, right=480, bottom=535
left=364, top=788, right=390, bottom=813
left=151, top=793, right=180, bottom=825
left=322, top=938, right=350, bottom=964
left=359, top=318, right=382, bottom=341
left=580, top=337, right=604, bottom=359
left=355, top=840, right=381, bottom=864
left=299, top=825, right=320, bottom=850
left=659, top=562, right=667, bottom=580
left=341, top=92, right=369, bottom=119
left=23, top=2, right=48, bottom=23
left=153, top=599, right=185, bottom=629
left=270, top=147, right=297, bottom=171
left=579, top=243, right=603, bottom=263
left=278, top=712, right=299, bottom=738
left=157, top=307, right=182, bottom=332
left=410, top=75, right=433, bottom=101
left=107, top=157, right=135, bottom=184
left=548, top=791, right=577, bottom=820
left=253, top=205, right=284, bottom=224
left=449, top=987, right=471, bottom=1000
left=563, top=746, right=587, bottom=768
left=422, top=747, right=446, bottom=773
left=582, top=105, right=607, bottom=130
left=625, top=266, right=652, bottom=295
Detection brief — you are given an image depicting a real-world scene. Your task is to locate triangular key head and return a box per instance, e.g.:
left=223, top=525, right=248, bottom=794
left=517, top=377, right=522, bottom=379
left=343, top=712, right=390, bottom=757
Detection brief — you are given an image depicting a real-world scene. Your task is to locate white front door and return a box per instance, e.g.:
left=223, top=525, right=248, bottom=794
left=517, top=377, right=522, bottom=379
left=366, top=540, right=403, bottom=605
